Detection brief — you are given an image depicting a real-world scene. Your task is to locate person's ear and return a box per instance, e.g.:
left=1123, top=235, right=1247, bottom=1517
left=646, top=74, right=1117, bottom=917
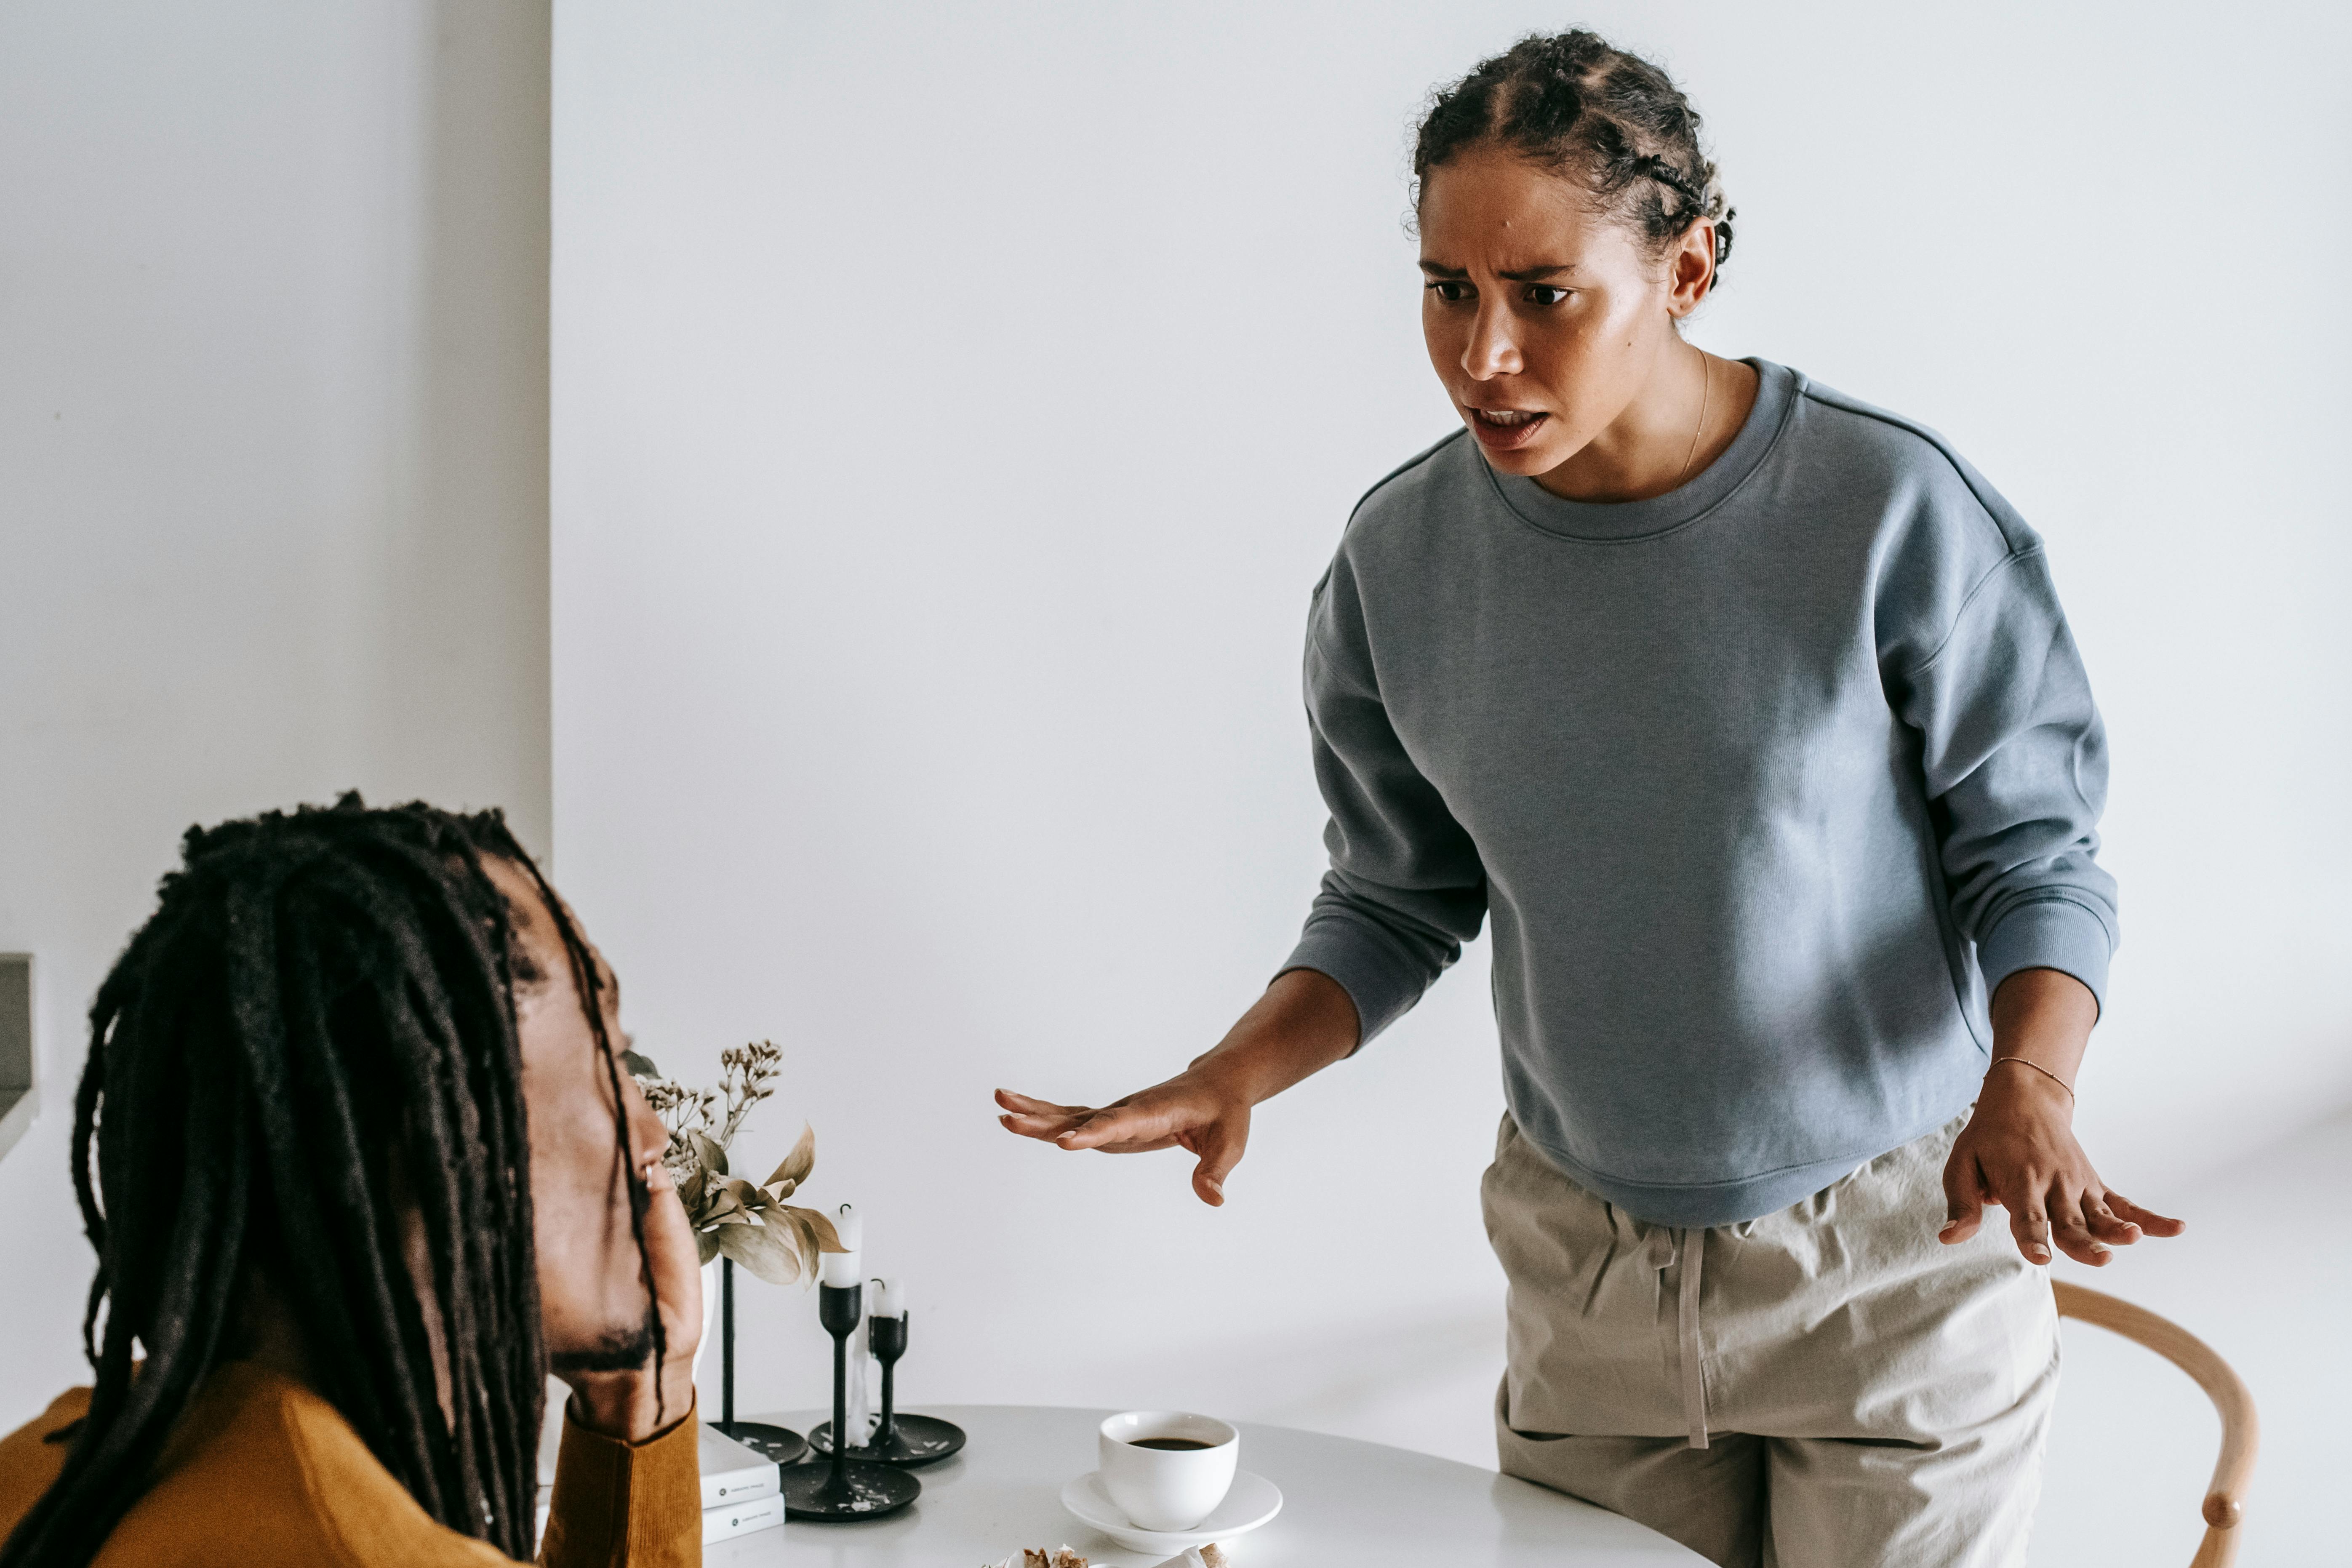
left=1665, top=222, right=1717, bottom=318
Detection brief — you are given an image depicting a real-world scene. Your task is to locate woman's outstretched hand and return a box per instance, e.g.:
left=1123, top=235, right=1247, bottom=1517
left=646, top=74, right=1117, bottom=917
left=997, top=1079, right=1252, bottom=1206
left=1939, top=967, right=2185, bottom=1266
left=994, top=967, right=1362, bottom=1207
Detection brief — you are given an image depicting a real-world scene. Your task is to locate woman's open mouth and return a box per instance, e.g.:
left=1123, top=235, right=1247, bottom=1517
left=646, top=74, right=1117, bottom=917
left=1466, top=406, right=1549, bottom=451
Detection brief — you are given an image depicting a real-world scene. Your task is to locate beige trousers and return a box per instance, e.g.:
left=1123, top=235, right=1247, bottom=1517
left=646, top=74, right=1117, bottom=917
left=1483, top=1112, right=2058, bottom=1568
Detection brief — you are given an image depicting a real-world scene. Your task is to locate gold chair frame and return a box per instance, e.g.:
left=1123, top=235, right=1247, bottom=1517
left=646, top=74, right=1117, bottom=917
left=2053, top=1280, right=2259, bottom=1568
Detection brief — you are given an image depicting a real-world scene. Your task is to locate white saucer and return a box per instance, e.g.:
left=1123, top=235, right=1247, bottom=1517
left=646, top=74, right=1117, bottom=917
left=1059, top=1469, right=1283, bottom=1554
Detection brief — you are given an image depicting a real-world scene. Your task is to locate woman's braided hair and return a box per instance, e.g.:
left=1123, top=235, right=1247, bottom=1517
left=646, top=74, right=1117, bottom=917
left=1414, top=30, right=1734, bottom=280
left=0, top=795, right=657, bottom=1567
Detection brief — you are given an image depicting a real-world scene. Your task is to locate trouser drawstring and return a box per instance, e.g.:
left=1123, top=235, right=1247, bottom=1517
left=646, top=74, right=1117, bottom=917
left=1675, top=1227, right=1708, bottom=1449
left=1645, top=1226, right=1709, bottom=1448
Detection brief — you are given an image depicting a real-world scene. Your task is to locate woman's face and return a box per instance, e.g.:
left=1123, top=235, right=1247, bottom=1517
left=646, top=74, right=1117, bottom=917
left=1417, top=145, right=1695, bottom=478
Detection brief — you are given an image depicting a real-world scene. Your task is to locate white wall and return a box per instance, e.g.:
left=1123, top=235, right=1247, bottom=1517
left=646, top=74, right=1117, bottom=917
left=550, top=0, right=2349, bottom=1541
left=0, top=1, right=552, bottom=1426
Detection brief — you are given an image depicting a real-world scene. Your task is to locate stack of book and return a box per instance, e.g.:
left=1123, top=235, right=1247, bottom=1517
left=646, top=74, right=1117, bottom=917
left=696, top=1424, right=784, bottom=1543
left=532, top=1413, right=785, bottom=1547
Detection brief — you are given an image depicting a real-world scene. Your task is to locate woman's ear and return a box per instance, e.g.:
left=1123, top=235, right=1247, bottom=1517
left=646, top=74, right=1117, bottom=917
left=1666, top=221, right=1718, bottom=317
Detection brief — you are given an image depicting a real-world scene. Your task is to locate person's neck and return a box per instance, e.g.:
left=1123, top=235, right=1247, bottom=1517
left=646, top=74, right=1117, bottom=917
left=1534, top=339, right=1755, bottom=504
left=224, top=1265, right=458, bottom=1429
left=222, top=1266, right=317, bottom=1388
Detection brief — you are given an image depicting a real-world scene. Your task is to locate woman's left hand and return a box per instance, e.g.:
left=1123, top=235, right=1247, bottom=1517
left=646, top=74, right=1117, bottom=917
left=1938, top=966, right=2185, bottom=1265
left=1939, top=1067, right=2184, bottom=1264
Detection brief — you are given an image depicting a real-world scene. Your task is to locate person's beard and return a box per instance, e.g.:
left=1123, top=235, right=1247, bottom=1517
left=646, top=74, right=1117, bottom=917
left=547, top=1307, right=660, bottom=1375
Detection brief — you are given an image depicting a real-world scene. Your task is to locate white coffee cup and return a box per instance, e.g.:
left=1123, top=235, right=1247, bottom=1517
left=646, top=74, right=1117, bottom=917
left=1097, top=1410, right=1239, bottom=1532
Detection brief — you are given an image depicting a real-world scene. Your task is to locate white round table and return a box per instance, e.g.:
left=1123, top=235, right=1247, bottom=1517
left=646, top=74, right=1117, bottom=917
left=709, top=1405, right=1704, bottom=1566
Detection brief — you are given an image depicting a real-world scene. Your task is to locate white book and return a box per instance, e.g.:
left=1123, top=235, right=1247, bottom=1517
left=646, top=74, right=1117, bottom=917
left=697, top=1423, right=782, bottom=1512
left=702, top=1489, right=785, bottom=1544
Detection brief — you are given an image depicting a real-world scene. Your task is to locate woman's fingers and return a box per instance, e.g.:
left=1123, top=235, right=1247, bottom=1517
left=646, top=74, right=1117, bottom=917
left=1187, top=1111, right=1251, bottom=1207
left=996, top=1085, right=1200, bottom=1152
left=2107, top=1191, right=2187, bottom=1238
left=1946, top=1088, right=2184, bottom=1264
left=999, top=1103, right=1088, bottom=1128
left=1057, top=1098, right=1185, bottom=1151
left=996, top=1088, right=1093, bottom=1120
left=1938, top=1145, right=1986, bottom=1245
left=629, top=1157, right=707, bottom=1365
left=996, top=1088, right=1099, bottom=1142
left=999, top=1111, right=1091, bottom=1141
left=1066, top=1100, right=1189, bottom=1154
left=2004, top=1184, right=2054, bottom=1264
left=2083, top=1192, right=2143, bottom=1246
left=2046, top=1183, right=2109, bottom=1266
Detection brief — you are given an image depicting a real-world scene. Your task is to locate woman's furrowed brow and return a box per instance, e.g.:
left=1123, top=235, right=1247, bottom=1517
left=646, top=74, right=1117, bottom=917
left=1417, top=259, right=1582, bottom=282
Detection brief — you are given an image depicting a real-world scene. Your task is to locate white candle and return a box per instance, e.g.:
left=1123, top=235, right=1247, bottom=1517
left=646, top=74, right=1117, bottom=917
left=820, top=1203, right=863, bottom=1287
left=873, top=1276, right=907, bottom=1319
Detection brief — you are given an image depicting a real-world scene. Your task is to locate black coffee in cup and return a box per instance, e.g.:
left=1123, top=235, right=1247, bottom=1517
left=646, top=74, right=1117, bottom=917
left=1100, top=1410, right=1241, bottom=1531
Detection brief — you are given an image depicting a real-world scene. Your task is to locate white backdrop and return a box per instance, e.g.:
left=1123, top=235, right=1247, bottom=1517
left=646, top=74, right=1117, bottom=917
left=0, top=0, right=552, bottom=1427
left=551, top=0, right=2349, bottom=1501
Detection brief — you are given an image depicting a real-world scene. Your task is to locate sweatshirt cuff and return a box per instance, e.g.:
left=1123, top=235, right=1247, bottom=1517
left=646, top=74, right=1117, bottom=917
left=1978, top=899, right=2114, bottom=1018
left=1279, top=915, right=1432, bottom=1048
left=541, top=1394, right=701, bottom=1568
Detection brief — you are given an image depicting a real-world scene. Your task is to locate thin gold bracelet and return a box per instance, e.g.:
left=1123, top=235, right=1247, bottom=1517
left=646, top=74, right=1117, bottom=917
left=1990, top=1055, right=2076, bottom=1101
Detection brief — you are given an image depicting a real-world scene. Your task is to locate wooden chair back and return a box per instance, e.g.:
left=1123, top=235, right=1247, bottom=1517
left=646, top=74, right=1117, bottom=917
left=2052, top=1280, right=2259, bottom=1568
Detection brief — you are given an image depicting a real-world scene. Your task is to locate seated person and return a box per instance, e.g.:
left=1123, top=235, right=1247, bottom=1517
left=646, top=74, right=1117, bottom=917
left=0, top=796, right=703, bottom=1567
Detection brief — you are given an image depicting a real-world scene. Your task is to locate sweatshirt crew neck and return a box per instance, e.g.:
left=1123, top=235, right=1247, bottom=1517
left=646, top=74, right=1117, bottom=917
left=1486, top=357, right=1798, bottom=543
left=1283, top=362, right=2117, bottom=1227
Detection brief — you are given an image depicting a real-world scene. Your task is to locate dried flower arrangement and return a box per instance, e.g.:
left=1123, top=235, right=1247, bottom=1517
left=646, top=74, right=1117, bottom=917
left=627, top=1039, right=841, bottom=1284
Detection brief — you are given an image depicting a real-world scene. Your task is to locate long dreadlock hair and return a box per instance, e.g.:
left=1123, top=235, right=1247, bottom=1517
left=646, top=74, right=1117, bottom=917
left=0, top=794, right=664, bottom=1568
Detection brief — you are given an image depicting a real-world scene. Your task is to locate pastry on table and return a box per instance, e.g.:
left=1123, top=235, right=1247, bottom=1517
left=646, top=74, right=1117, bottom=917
left=987, top=1541, right=1226, bottom=1567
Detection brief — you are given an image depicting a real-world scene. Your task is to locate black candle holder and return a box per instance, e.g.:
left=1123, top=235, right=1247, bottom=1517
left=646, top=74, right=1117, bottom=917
left=809, top=1307, right=967, bottom=1467
left=779, top=1281, right=921, bottom=1520
left=708, top=1257, right=809, bottom=1467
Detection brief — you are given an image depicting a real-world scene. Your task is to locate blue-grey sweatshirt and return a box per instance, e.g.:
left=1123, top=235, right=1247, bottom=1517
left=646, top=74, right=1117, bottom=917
left=1282, top=360, right=2117, bottom=1227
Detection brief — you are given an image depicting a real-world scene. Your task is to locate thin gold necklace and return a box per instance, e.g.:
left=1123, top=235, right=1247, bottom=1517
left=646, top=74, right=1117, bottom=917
left=1675, top=345, right=1712, bottom=488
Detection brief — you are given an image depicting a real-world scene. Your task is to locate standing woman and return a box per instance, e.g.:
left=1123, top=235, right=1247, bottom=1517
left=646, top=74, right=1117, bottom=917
left=999, top=31, right=2179, bottom=1568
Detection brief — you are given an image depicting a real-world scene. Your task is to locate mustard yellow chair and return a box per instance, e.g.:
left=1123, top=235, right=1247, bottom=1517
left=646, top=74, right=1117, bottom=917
left=2053, top=1281, right=2259, bottom=1568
